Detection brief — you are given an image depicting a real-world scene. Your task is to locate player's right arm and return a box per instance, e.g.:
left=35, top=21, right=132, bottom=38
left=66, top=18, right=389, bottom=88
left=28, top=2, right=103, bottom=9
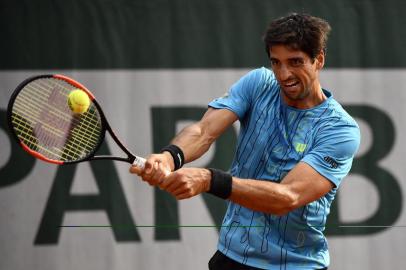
left=172, top=108, right=238, bottom=163
left=129, top=107, right=238, bottom=186
left=131, top=68, right=265, bottom=185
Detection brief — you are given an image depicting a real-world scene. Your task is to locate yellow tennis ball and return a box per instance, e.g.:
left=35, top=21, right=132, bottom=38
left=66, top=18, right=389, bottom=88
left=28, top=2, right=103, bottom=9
left=68, top=89, right=90, bottom=114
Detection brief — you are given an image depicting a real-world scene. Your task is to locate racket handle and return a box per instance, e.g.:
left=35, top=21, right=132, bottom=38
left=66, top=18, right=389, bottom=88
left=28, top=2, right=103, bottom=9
left=132, top=156, right=170, bottom=176
left=132, top=156, right=146, bottom=169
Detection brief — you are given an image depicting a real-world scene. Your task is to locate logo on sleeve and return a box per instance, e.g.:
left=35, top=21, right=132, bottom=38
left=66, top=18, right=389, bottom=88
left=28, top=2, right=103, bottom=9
left=324, top=156, right=339, bottom=168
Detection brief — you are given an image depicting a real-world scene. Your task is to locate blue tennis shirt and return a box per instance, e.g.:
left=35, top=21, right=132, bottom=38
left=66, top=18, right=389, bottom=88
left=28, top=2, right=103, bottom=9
left=208, top=67, right=360, bottom=269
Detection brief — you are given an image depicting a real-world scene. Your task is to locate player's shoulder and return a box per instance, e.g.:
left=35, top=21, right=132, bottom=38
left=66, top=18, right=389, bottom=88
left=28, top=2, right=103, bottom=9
left=312, top=97, right=361, bottom=154
left=234, top=67, right=279, bottom=103
left=253, top=66, right=276, bottom=82
left=316, top=97, right=360, bottom=146
left=246, top=67, right=279, bottom=96
left=243, top=67, right=276, bottom=84
left=326, top=98, right=359, bottom=129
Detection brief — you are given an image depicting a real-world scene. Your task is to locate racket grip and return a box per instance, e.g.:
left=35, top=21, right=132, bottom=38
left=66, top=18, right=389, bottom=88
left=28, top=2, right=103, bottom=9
left=132, top=156, right=146, bottom=169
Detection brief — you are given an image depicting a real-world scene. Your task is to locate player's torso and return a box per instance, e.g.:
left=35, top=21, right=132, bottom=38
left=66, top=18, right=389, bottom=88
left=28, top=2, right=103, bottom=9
left=222, top=83, right=336, bottom=269
left=231, top=84, right=331, bottom=182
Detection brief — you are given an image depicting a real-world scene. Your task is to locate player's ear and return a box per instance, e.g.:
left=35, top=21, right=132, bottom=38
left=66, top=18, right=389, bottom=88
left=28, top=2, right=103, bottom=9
left=315, top=50, right=325, bottom=70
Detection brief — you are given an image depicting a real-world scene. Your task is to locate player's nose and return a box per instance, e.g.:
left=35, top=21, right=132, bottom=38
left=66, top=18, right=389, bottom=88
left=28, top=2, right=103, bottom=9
left=278, top=65, right=293, bottom=81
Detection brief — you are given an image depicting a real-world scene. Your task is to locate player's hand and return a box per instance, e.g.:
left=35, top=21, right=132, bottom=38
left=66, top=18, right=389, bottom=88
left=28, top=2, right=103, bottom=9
left=158, top=168, right=211, bottom=200
left=129, top=152, right=173, bottom=186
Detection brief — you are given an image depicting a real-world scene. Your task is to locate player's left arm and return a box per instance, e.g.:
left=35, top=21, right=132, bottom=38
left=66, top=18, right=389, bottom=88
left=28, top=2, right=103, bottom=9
left=229, top=162, right=333, bottom=215
left=159, top=162, right=332, bottom=216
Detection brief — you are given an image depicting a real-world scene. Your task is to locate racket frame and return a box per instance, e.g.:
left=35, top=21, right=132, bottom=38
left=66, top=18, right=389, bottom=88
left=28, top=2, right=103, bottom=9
left=7, top=74, right=139, bottom=165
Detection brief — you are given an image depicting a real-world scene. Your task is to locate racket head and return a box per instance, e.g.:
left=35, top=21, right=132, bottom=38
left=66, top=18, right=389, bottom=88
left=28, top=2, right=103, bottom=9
left=7, top=74, right=107, bottom=165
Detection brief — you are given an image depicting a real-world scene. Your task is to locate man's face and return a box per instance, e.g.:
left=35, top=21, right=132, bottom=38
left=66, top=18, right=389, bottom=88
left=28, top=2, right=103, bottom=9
left=269, top=45, right=324, bottom=106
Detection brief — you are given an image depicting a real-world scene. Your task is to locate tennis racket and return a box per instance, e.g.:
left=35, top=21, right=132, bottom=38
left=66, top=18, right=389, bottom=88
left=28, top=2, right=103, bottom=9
left=7, top=74, right=146, bottom=168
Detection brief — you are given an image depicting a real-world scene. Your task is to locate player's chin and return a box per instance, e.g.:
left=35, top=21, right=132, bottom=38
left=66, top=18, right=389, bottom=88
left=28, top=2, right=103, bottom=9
left=284, top=89, right=310, bottom=101
left=282, top=86, right=302, bottom=99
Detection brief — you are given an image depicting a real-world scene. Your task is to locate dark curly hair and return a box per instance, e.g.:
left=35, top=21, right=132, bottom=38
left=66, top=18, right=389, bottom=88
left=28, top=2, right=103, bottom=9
left=263, top=13, right=331, bottom=60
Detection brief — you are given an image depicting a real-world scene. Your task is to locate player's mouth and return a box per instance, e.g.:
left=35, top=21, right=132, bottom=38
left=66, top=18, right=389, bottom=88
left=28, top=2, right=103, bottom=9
left=284, top=81, right=299, bottom=88
left=282, top=81, right=300, bottom=92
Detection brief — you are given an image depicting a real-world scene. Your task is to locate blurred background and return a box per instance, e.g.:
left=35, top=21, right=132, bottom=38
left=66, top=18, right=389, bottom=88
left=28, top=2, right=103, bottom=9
left=1, top=0, right=405, bottom=269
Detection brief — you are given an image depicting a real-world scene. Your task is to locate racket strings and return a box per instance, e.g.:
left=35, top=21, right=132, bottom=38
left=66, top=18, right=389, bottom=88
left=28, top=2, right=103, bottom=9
left=13, top=92, right=97, bottom=160
left=11, top=114, right=67, bottom=159
left=13, top=95, right=100, bottom=146
left=10, top=78, right=103, bottom=162
left=11, top=109, right=100, bottom=157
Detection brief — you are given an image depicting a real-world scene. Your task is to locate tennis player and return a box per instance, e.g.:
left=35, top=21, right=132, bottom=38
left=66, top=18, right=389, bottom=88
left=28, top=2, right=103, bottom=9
left=130, top=13, right=360, bottom=270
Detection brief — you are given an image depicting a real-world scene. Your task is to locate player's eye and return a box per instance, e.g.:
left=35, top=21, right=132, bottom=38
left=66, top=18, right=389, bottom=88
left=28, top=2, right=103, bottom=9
left=290, top=58, right=304, bottom=67
left=270, top=59, right=279, bottom=66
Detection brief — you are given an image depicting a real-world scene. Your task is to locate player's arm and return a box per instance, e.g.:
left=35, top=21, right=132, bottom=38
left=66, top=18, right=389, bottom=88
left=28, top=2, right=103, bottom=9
left=159, top=162, right=333, bottom=215
left=170, top=107, right=238, bottom=164
left=129, top=108, right=238, bottom=185
left=229, top=162, right=333, bottom=215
